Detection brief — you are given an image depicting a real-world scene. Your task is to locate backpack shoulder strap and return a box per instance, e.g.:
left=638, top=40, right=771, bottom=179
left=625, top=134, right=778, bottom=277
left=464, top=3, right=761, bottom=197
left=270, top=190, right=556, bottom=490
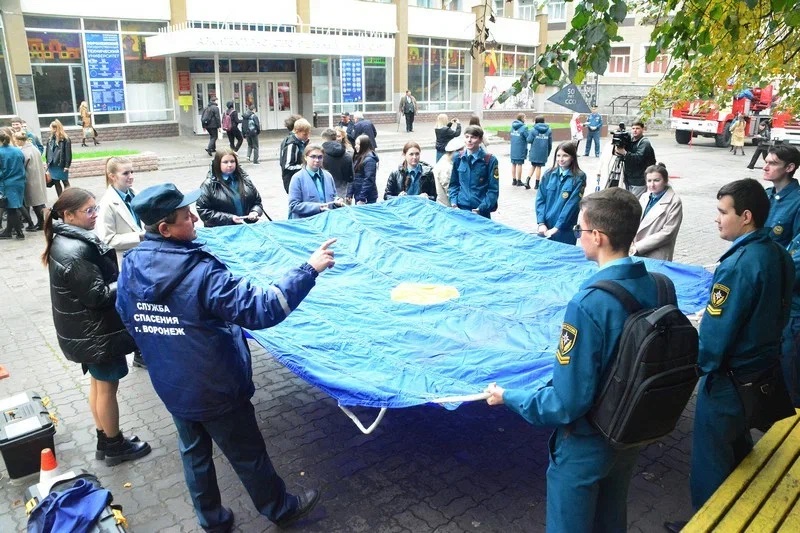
left=588, top=280, right=643, bottom=314
left=484, top=152, right=492, bottom=165
left=650, top=272, right=677, bottom=307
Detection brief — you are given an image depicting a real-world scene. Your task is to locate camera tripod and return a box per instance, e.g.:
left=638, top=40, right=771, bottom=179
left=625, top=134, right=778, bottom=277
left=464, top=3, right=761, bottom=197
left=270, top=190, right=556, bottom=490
left=606, top=155, right=625, bottom=189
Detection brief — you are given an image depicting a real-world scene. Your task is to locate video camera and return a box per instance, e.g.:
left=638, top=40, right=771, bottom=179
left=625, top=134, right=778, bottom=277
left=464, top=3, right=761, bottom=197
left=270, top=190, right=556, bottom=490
left=611, top=130, right=632, bottom=151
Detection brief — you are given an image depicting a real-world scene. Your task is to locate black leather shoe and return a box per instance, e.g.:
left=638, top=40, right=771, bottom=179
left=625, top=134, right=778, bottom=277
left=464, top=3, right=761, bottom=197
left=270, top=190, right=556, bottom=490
left=203, top=507, right=234, bottom=533
left=664, top=520, right=687, bottom=532
left=276, top=489, right=320, bottom=528
left=105, top=432, right=152, bottom=466
left=132, top=352, right=147, bottom=369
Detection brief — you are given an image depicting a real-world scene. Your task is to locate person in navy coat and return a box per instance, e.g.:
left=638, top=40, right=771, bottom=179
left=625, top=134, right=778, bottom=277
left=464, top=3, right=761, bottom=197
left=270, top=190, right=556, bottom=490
left=509, top=113, right=529, bottom=187
left=763, top=144, right=800, bottom=246
left=535, top=141, right=587, bottom=244
left=288, top=144, right=343, bottom=219
left=526, top=116, right=553, bottom=190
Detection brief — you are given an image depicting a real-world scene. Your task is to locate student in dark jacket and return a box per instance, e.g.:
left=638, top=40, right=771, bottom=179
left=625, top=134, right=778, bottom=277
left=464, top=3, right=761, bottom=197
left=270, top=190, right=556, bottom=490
left=202, top=98, right=221, bottom=156
left=197, top=148, right=266, bottom=227
left=527, top=116, right=553, bottom=190
left=352, top=111, right=377, bottom=150
left=321, top=128, right=354, bottom=198
left=434, top=114, right=461, bottom=162
left=348, top=134, right=379, bottom=204
left=241, top=105, right=261, bottom=164
left=46, top=119, right=72, bottom=197
left=223, top=101, right=243, bottom=152
left=384, top=141, right=436, bottom=201
left=280, top=118, right=311, bottom=193
left=42, top=188, right=151, bottom=467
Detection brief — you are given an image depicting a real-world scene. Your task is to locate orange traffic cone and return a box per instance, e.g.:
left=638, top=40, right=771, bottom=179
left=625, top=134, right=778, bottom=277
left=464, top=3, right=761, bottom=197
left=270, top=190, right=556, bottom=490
left=39, top=448, right=60, bottom=489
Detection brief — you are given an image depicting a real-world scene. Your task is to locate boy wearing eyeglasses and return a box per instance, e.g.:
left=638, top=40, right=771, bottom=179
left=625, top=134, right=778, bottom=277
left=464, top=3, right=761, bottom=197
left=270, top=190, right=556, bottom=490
left=486, top=187, right=667, bottom=533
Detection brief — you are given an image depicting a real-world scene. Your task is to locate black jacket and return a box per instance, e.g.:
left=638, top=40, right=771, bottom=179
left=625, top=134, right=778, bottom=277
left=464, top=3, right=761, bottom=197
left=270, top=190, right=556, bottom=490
left=46, top=137, right=72, bottom=168
left=322, top=141, right=354, bottom=194
left=384, top=162, right=436, bottom=201
left=47, top=221, right=136, bottom=365
left=196, top=169, right=265, bottom=227
left=622, top=136, right=656, bottom=187
left=435, top=123, right=462, bottom=152
left=203, top=103, right=221, bottom=129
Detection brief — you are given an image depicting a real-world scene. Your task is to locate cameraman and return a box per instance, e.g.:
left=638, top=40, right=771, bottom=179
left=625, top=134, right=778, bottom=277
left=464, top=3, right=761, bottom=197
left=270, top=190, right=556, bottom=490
left=614, top=120, right=656, bottom=199
left=435, top=114, right=461, bottom=162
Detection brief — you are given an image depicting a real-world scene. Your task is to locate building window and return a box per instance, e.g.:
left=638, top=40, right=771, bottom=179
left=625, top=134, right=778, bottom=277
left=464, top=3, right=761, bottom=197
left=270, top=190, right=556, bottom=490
left=311, top=56, right=393, bottom=115
left=609, top=46, right=631, bottom=74
left=411, top=0, right=439, bottom=7
left=642, top=46, right=670, bottom=75
left=483, top=45, right=536, bottom=109
left=0, top=23, right=15, bottom=116
left=547, top=1, right=567, bottom=22
left=493, top=0, right=505, bottom=17
left=26, top=16, right=171, bottom=127
left=517, top=0, right=537, bottom=21
left=408, top=38, right=471, bottom=111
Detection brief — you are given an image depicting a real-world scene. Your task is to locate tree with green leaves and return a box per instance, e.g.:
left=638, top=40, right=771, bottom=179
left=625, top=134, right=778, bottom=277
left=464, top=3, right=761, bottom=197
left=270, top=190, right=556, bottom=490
left=476, top=0, right=800, bottom=117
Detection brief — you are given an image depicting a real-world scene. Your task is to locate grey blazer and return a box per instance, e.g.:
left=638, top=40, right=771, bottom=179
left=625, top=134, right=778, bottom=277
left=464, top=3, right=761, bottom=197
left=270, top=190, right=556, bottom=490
left=634, top=186, right=683, bottom=261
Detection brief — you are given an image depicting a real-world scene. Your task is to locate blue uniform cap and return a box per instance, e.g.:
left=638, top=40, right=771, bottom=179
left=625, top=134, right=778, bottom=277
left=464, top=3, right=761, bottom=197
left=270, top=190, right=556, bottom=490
left=131, top=183, right=201, bottom=225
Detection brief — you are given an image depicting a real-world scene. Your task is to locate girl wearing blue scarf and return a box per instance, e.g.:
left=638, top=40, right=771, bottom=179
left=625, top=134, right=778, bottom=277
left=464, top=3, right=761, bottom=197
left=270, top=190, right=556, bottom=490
left=535, top=141, right=587, bottom=245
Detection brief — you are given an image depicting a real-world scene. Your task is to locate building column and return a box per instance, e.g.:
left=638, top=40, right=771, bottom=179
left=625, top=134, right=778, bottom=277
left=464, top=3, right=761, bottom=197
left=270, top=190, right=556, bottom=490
left=393, top=0, right=409, bottom=114
left=1, top=0, right=39, bottom=130
left=296, top=0, right=313, bottom=121
left=534, top=11, right=548, bottom=112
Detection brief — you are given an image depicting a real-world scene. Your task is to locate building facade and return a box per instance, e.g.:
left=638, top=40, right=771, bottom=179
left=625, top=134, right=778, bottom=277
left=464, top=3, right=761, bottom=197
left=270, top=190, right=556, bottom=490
left=0, top=0, right=542, bottom=139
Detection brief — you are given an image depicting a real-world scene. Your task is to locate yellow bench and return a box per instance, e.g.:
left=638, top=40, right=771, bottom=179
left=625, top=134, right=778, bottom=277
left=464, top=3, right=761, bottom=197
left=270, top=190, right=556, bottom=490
left=685, top=408, right=800, bottom=532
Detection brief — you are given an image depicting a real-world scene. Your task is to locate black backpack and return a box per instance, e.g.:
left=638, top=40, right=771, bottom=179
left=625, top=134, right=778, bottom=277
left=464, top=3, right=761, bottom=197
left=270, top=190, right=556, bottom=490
left=587, top=273, right=699, bottom=449
left=201, top=106, right=212, bottom=128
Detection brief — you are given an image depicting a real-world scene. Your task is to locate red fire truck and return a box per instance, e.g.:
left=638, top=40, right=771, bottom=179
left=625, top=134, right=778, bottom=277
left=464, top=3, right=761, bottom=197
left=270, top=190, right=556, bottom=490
left=670, top=86, right=774, bottom=147
left=771, top=111, right=800, bottom=145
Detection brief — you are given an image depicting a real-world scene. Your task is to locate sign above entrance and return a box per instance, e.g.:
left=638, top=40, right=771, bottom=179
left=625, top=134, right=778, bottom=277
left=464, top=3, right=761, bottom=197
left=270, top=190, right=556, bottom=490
left=145, top=29, right=396, bottom=59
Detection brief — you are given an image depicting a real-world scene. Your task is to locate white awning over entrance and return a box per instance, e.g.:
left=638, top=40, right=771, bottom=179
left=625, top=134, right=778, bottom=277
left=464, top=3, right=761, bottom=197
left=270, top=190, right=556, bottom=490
left=146, top=23, right=396, bottom=58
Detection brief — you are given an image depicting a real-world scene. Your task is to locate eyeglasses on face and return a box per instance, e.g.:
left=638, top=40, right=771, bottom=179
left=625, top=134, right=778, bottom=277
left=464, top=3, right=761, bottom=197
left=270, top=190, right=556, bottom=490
left=573, top=224, right=607, bottom=240
left=307, top=154, right=324, bottom=160
left=81, top=206, right=100, bottom=216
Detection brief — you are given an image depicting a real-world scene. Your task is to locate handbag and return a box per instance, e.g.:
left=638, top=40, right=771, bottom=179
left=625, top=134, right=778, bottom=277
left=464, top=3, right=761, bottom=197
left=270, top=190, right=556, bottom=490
left=45, top=171, right=54, bottom=188
left=83, top=126, right=95, bottom=138
left=728, top=361, right=796, bottom=432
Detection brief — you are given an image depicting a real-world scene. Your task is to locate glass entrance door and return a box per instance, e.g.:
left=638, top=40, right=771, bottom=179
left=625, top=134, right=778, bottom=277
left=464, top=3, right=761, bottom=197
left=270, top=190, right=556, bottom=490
left=263, top=79, right=294, bottom=130
left=232, top=80, right=259, bottom=115
left=194, top=81, right=217, bottom=133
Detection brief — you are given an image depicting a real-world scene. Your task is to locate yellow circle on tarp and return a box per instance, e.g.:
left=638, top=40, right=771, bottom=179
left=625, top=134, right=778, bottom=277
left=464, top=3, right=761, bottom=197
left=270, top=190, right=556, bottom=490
left=391, top=283, right=460, bottom=305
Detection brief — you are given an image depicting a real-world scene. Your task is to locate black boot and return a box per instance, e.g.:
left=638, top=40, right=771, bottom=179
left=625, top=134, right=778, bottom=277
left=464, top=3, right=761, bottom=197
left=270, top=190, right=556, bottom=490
left=96, top=429, right=142, bottom=460
left=20, top=207, right=36, bottom=231
left=524, top=177, right=531, bottom=190
left=0, top=211, right=19, bottom=239
left=32, top=206, right=45, bottom=231
left=94, top=138, right=100, bottom=146
left=104, top=431, right=151, bottom=466
left=132, top=351, right=147, bottom=369
left=534, top=179, right=540, bottom=190
left=81, top=140, right=87, bottom=147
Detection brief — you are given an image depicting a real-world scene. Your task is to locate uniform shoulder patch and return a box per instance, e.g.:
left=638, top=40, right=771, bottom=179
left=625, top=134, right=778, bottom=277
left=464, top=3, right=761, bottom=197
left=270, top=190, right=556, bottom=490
left=555, top=323, right=577, bottom=365
left=493, top=165, right=499, bottom=180
left=710, top=283, right=730, bottom=307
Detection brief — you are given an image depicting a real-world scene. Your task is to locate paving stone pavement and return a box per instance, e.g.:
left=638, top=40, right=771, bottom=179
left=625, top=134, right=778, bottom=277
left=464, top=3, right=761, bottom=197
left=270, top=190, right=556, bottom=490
left=0, top=128, right=765, bottom=532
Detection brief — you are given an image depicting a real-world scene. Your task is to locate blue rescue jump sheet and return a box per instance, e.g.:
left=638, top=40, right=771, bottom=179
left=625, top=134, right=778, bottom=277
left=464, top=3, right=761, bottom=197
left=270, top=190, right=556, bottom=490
left=198, top=197, right=713, bottom=410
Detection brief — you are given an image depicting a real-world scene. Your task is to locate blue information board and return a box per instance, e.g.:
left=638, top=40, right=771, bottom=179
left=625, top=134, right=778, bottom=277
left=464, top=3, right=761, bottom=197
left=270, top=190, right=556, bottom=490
left=85, top=33, right=125, bottom=112
left=341, top=57, right=363, bottom=103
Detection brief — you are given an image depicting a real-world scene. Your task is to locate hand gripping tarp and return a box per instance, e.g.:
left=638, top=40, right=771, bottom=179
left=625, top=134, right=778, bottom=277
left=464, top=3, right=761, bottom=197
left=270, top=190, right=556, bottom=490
left=198, top=197, right=713, bottom=433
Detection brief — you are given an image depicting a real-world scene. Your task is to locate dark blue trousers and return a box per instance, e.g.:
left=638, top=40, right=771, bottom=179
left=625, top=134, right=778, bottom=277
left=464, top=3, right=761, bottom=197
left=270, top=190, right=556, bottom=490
left=584, top=130, right=601, bottom=156
left=781, top=316, right=800, bottom=406
left=172, top=401, right=298, bottom=530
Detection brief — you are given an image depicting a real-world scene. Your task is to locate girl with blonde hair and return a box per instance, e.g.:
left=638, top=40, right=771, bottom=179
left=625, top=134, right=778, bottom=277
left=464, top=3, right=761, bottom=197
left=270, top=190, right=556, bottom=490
left=46, top=119, right=72, bottom=196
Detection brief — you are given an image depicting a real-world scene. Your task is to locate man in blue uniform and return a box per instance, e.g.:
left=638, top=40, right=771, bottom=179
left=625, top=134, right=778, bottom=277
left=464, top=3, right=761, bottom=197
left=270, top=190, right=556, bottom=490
left=783, top=233, right=800, bottom=406
left=584, top=106, right=603, bottom=157
left=448, top=125, right=499, bottom=218
left=688, top=179, right=793, bottom=512
left=486, top=187, right=663, bottom=532
left=116, top=184, right=334, bottom=532
left=764, top=144, right=800, bottom=246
